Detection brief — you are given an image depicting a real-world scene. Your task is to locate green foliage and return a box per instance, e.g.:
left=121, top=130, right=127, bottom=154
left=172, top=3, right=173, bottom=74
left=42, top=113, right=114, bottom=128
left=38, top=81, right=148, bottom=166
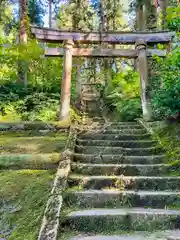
left=152, top=47, right=180, bottom=119
left=167, top=5, right=180, bottom=31
left=0, top=35, right=68, bottom=122
left=115, top=98, right=142, bottom=122
left=57, top=0, right=97, bottom=30
left=105, top=70, right=142, bottom=121
left=151, top=5, right=180, bottom=120
left=28, top=0, right=46, bottom=26
left=0, top=85, right=60, bottom=121
left=152, top=123, right=180, bottom=163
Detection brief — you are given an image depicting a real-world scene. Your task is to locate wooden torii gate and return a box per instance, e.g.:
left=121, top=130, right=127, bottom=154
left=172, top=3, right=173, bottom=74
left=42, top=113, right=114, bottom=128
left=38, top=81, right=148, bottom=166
left=31, top=26, right=175, bottom=122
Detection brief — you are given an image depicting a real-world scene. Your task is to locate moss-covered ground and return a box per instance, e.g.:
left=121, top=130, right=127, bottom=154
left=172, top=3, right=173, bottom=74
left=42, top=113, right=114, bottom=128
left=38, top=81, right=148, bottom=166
left=0, top=132, right=67, bottom=169
left=0, top=135, right=67, bottom=154
left=0, top=169, right=55, bottom=240
left=0, top=128, right=68, bottom=239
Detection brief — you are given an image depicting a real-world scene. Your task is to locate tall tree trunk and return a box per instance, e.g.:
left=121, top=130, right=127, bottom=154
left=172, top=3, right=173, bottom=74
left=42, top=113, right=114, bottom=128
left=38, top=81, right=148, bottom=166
left=100, top=0, right=110, bottom=87
left=19, top=0, right=28, bottom=46
left=75, top=59, right=82, bottom=104
left=145, top=0, right=157, bottom=30
left=19, top=0, right=28, bottom=87
left=136, top=3, right=145, bottom=31
left=73, top=0, right=83, bottom=106
left=159, top=0, right=168, bottom=29
left=49, top=0, right=52, bottom=28
left=100, top=0, right=105, bottom=36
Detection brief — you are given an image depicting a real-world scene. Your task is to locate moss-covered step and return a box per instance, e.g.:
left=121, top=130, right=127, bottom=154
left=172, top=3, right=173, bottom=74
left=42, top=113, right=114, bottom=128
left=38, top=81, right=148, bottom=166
left=75, top=145, right=163, bottom=156
left=88, top=124, right=143, bottom=131
left=0, top=153, right=60, bottom=170
left=0, top=136, right=66, bottom=154
left=73, top=154, right=166, bottom=164
left=104, top=122, right=141, bottom=126
left=91, top=129, right=147, bottom=135
left=60, top=230, right=180, bottom=240
left=71, top=163, right=172, bottom=176
left=0, top=131, right=68, bottom=137
left=64, top=190, right=180, bottom=209
left=103, top=124, right=144, bottom=130
left=0, top=121, right=70, bottom=131
left=78, top=133, right=151, bottom=141
left=67, top=175, right=180, bottom=191
left=110, top=129, right=147, bottom=134
left=62, top=208, right=180, bottom=232
left=76, top=139, right=158, bottom=148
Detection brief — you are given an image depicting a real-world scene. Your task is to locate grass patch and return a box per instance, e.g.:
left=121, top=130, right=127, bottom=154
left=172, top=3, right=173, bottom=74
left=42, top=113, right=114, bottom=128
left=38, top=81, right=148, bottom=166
left=0, top=169, right=55, bottom=240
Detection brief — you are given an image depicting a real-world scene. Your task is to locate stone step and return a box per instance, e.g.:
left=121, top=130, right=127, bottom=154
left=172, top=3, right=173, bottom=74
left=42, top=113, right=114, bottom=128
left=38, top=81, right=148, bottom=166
left=64, top=208, right=180, bottom=232
left=64, top=190, right=180, bottom=209
left=76, top=139, right=157, bottom=148
left=90, top=129, right=147, bottom=135
left=0, top=131, right=67, bottom=137
left=78, top=133, right=151, bottom=141
left=71, top=163, right=171, bottom=176
left=69, top=230, right=180, bottom=240
left=75, top=145, right=163, bottom=156
left=81, top=123, right=142, bottom=129
left=68, top=175, right=180, bottom=191
left=82, top=118, right=104, bottom=124
left=83, top=93, right=100, bottom=99
left=73, top=154, right=166, bottom=164
left=0, top=121, right=69, bottom=131
left=103, top=124, right=144, bottom=130
left=105, top=122, right=141, bottom=125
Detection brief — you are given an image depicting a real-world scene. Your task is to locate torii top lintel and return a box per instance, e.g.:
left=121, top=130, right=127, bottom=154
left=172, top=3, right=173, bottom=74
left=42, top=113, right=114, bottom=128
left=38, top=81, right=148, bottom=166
left=31, top=26, right=175, bottom=44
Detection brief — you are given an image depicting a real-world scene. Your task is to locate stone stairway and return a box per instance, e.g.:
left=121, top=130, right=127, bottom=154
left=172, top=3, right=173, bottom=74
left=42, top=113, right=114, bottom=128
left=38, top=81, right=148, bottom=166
left=61, top=122, right=180, bottom=239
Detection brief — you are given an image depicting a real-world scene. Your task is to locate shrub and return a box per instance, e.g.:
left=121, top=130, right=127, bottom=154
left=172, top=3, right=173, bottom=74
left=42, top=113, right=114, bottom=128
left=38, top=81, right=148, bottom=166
left=152, top=47, right=180, bottom=120
left=104, top=70, right=142, bottom=121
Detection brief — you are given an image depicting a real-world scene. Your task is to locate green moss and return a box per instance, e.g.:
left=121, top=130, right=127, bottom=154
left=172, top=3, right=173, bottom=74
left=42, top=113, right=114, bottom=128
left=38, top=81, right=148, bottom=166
left=0, top=169, right=55, bottom=240
left=0, top=131, right=68, bottom=169
left=0, top=131, right=68, bottom=137
left=0, top=153, right=61, bottom=170
left=61, top=213, right=177, bottom=233
left=0, top=136, right=67, bottom=154
left=58, top=229, right=134, bottom=239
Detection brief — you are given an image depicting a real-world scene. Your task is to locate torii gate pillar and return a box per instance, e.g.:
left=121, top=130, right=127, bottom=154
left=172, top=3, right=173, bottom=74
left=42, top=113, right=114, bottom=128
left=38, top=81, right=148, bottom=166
left=136, top=39, right=153, bottom=121
left=59, top=40, right=74, bottom=121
